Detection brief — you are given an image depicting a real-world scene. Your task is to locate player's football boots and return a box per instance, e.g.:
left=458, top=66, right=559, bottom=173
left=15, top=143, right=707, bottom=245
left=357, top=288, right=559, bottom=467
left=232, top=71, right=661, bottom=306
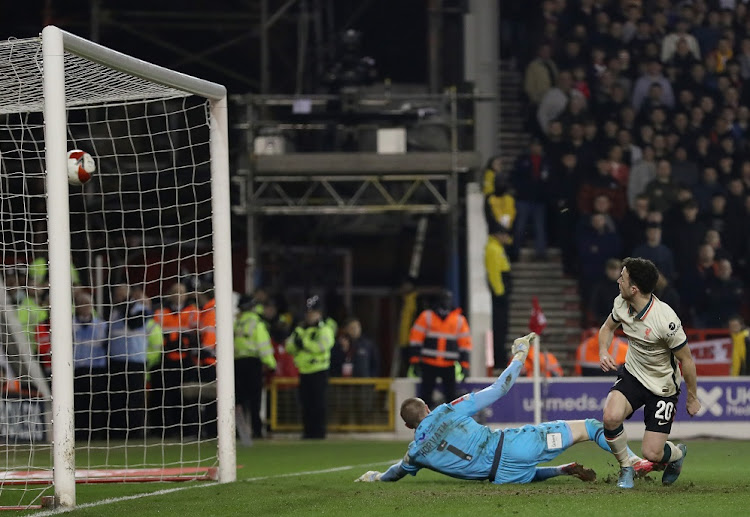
left=662, top=444, right=687, bottom=486
left=632, top=458, right=665, bottom=478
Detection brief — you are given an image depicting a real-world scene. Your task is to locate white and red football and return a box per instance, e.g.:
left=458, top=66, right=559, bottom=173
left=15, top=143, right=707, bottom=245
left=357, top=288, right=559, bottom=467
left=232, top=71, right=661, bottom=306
left=67, top=149, right=96, bottom=186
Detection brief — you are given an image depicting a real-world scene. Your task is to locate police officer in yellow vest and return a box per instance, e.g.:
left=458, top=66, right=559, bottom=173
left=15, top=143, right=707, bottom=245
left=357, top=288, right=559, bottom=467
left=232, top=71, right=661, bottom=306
left=285, top=295, right=334, bottom=439
left=235, top=295, right=277, bottom=439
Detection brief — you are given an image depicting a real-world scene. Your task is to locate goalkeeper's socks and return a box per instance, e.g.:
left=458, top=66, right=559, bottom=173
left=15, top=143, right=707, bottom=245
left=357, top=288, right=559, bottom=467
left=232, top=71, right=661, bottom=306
left=532, top=466, right=563, bottom=481
left=585, top=418, right=611, bottom=453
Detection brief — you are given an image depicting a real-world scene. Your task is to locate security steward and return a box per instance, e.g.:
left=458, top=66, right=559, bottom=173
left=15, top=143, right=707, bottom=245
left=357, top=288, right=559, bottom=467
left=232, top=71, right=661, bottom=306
left=235, top=295, right=277, bottom=439
left=575, top=329, right=628, bottom=376
left=153, top=282, right=200, bottom=435
left=285, top=295, right=335, bottom=439
left=408, top=290, right=472, bottom=408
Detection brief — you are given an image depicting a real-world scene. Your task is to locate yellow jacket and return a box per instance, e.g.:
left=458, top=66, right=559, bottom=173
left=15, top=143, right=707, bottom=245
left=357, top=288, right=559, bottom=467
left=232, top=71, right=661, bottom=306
left=731, top=328, right=749, bottom=376
left=485, top=235, right=511, bottom=296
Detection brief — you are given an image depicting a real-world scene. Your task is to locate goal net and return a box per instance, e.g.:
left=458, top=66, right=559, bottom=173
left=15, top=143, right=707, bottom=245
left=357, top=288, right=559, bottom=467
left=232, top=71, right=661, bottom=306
left=0, top=27, right=235, bottom=510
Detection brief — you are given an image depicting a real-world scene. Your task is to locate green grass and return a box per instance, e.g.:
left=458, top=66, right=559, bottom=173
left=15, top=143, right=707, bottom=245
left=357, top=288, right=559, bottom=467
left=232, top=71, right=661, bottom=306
left=5, top=439, right=750, bottom=516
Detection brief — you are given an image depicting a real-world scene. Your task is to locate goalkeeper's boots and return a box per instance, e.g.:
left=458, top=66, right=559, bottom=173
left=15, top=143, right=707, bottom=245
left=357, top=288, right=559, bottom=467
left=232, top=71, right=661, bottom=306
left=561, top=462, right=596, bottom=482
left=662, top=444, right=687, bottom=486
left=617, top=466, right=635, bottom=489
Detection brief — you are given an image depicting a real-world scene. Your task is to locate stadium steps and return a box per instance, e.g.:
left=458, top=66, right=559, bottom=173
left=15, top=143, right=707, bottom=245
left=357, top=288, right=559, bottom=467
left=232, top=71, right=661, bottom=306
left=497, top=60, right=529, bottom=170
left=507, top=247, right=583, bottom=373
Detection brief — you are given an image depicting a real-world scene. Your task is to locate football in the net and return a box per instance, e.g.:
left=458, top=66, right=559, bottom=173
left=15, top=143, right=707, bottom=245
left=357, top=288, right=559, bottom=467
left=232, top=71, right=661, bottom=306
left=67, top=149, right=96, bottom=186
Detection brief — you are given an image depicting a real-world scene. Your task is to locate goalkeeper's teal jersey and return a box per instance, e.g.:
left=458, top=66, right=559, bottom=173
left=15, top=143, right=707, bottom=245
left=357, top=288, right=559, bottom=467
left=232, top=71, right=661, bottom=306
left=401, top=395, right=502, bottom=480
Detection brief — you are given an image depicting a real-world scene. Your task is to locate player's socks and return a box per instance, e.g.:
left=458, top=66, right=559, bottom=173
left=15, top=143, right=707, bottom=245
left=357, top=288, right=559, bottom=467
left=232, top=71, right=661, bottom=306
left=603, top=423, right=632, bottom=467
left=661, top=441, right=683, bottom=463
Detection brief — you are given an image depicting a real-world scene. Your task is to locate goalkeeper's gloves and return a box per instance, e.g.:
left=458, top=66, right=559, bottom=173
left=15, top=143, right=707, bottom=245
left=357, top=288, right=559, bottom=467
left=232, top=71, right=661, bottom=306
left=355, top=471, right=382, bottom=482
left=511, top=332, right=535, bottom=363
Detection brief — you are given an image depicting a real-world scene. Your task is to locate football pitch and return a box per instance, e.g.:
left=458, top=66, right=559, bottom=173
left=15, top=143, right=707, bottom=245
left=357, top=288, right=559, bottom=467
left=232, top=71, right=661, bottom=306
left=9, top=438, right=750, bottom=516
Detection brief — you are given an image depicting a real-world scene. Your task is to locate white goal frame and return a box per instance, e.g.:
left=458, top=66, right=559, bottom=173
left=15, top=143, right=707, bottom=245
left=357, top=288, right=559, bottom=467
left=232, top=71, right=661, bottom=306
left=41, top=26, right=236, bottom=507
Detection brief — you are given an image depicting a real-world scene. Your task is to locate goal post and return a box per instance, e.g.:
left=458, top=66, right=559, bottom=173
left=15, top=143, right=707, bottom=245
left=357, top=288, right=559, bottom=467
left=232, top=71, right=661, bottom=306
left=1, top=25, right=235, bottom=509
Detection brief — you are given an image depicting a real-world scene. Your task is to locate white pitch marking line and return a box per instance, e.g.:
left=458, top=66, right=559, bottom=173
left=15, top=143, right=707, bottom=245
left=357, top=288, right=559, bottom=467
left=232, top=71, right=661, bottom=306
left=33, top=459, right=399, bottom=516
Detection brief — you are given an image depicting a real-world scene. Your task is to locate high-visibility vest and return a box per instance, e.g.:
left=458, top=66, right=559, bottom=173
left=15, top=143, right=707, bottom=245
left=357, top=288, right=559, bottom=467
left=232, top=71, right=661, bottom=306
left=234, top=310, right=277, bottom=370
left=198, top=298, right=217, bottom=366
left=153, top=303, right=199, bottom=362
left=145, top=318, right=164, bottom=371
left=522, top=348, right=563, bottom=377
left=575, top=333, right=628, bottom=376
left=284, top=321, right=334, bottom=375
left=408, top=308, right=472, bottom=369
left=731, top=328, right=749, bottom=376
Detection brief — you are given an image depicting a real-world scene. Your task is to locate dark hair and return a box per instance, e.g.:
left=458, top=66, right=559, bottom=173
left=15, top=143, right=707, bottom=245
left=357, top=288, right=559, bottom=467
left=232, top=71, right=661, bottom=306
left=622, top=257, right=659, bottom=294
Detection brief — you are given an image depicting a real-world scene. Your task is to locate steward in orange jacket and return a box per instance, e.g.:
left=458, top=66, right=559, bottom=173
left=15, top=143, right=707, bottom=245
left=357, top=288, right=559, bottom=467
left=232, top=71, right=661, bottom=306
left=521, top=347, right=564, bottom=377
left=575, top=330, right=628, bottom=376
left=152, top=282, right=200, bottom=434
left=408, top=291, right=471, bottom=408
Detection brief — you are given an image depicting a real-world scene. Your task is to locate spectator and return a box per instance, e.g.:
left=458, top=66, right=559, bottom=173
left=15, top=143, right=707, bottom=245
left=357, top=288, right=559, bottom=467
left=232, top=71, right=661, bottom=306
left=710, top=37, right=734, bottom=73
left=693, top=166, right=726, bottom=213
left=72, top=293, right=108, bottom=441
left=693, top=10, right=722, bottom=57
left=667, top=38, right=701, bottom=76
left=616, top=128, right=642, bottom=166
left=330, top=316, right=379, bottom=377
left=575, top=329, right=627, bottom=377
left=485, top=218, right=512, bottom=367
left=511, top=139, right=550, bottom=261
left=587, top=258, right=623, bottom=327
left=644, top=159, right=680, bottom=213
left=408, top=291, right=471, bottom=409
left=704, top=228, right=733, bottom=262
left=577, top=158, right=627, bottom=220
left=671, top=146, right=701, bottom=187
left=738, top=37, right=750, bottom=80
left=631, top=59, right=675, bottom=112
left=682, top=244, right=719, bottom=327
left=524, top=42, right=559, bottom=107
left=108, top=284, right=149, bottom=439
left=481, top=155, right=504, bottom=196
left=728, top=315, right=750, bottom=376
left=703, top=194, right=730, bottom=237
left=286, top=295, right=335, bottom=439
left=576, top=213, right=622, bottom=307
left=702, top=259, right=744, bottom=329
left=628, top=146, right=657, bottom=208
left=549, top=151, right=582, bottom=276
left=661, top=19, right=701, bottom=62
left=484, top=168, right=516, bottom=237
left=537, top=70, right=585, bottom=135
left=632, top=222, right=676, bottom=282
left=654, top=272, right=681, bottom=318
left=621, top=193, right=651, bottom=256
left=667, top=199, right=707, bottom=285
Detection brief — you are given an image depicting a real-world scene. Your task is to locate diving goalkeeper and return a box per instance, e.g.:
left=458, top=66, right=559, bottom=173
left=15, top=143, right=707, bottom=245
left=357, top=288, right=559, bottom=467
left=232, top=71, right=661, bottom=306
left=357, top=333, right=653, bottom=484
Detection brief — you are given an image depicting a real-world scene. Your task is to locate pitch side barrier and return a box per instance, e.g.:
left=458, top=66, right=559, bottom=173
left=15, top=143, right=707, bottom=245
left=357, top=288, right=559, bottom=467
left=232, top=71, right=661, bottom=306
left=391, top=377, right=750, bottom=440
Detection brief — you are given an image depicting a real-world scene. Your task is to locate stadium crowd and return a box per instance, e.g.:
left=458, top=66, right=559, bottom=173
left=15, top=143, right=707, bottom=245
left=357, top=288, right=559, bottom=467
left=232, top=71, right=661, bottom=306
left=487, top=0, right=750, bottom=335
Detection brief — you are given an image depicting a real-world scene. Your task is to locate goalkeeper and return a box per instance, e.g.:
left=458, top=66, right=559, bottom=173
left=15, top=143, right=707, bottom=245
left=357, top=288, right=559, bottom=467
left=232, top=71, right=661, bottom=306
left=357, top=333, right=652, bottom=485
